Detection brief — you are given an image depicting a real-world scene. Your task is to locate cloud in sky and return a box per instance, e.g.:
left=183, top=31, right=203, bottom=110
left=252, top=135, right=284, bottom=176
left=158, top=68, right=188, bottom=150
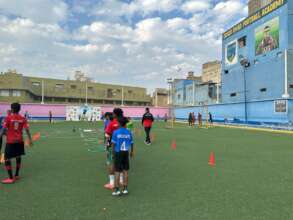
left=0, top=0, right=248, bottom=92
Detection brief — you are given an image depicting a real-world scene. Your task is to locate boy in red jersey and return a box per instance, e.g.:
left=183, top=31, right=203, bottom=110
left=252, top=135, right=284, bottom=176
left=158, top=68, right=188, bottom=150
left=142, top=108, right=154, bottom=145
left=104, top=108, right=124, bottom=189
left=0, top=103, right=33, bottom=184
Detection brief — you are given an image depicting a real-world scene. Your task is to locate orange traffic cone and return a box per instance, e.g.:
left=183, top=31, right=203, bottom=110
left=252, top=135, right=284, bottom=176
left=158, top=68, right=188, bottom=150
left=32, top=132, right=41, bottom=141
left=171, top=139, right=177, bottom=150
left=208, top=152, right=216, bottom=166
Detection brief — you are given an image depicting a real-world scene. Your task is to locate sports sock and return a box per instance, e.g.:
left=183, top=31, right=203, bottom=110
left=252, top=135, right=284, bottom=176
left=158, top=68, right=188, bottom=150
left=110, top=175, right=115, bottom=185
left=15, top=157, right=21, bottom=177
left=5, top=160, right=13, bottom=179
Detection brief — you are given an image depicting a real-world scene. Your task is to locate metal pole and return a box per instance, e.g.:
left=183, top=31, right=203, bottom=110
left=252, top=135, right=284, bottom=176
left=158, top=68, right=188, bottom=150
left=243, top=68, right=247, bottom=124
left=41, top=80, right=44, bottom=104
left=216, top=83, right=220, bottom=104
left=121, top=87, right=124, bottom=106
left=283, top=49, right=289, bottom=98
left=156, top=89, right=158, bottom=107
left=85, top=82, right=88, bottom=105
left=192, top=81, right=195, bottom=106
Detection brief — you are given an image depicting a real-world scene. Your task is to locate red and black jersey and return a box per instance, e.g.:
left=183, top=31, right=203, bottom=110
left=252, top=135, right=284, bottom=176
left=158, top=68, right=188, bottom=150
left=3, top=113, right=29, bottom=144
left=105, top=118, right=119, bottom=136
left=142, top=112, right=154, bottom=128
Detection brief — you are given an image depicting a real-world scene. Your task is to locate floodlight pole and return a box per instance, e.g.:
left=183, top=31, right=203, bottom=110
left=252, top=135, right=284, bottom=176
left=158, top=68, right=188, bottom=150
left=121, top=87, right=124, bottom=106
left=243, top=67, right=248, bottom=124
left=282, top=49, right=290, bottom=98
left=85, top=81, right=88, bottom=105
left=41, top=80, right=45, bottom=104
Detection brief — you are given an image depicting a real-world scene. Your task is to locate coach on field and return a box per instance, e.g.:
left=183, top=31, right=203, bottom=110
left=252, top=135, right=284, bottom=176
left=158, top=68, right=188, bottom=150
left=142, top=107, right=154, bottom=145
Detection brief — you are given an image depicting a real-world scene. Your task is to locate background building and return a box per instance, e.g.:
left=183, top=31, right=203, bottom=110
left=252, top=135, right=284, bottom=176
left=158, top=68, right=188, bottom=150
left=0, top=70, right=151, bottom=106
left=248, top=0, right=274, bottom=15
left=152, top=88, right=168, bottom=107
left=175, top=0, right=293, bottom=124
left=202, top=61, right=221, bottom=84
left=171, top=72, right=218, bottom=106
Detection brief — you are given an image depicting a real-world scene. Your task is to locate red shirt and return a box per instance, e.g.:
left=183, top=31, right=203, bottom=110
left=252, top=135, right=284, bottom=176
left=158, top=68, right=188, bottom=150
left=105, top=118, right=119, bottom=136
left=3, top=114, right=29, bottom=144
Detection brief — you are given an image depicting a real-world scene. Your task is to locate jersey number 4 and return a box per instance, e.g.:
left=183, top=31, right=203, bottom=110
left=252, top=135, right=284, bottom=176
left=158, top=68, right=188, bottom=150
left=120, top=141, right=127, bottom=151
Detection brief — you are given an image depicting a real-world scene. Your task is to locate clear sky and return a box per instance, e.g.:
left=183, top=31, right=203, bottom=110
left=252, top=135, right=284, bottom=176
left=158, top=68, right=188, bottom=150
left=0, top=0, right=248, bottom=92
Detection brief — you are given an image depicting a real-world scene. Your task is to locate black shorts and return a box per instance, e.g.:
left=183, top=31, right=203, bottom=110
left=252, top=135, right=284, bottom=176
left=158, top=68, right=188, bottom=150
left=114, top=151, right=129, bottom=172
left=5, top=142, right=25, bottom=159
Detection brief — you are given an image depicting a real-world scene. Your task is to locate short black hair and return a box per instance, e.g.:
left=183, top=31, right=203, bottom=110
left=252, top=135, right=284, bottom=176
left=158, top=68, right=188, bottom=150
left=113, top=108, right=123, bottom=118
left=11, top=102, right=21, bottom=113
left=118, top=116, right=129, bottom=127
left=146, top=107, right=150, bottom=112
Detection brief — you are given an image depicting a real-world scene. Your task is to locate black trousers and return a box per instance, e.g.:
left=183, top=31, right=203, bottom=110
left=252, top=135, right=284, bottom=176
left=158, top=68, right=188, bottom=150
left=0, top=137, right=2, bottom=152
left=144, top=127, right=151, bottom=143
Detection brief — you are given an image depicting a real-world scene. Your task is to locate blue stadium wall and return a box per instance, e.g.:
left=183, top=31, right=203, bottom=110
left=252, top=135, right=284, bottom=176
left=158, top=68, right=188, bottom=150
left=174, top=1, right=293, bottom=125
left=174, top=99, right=291, bottom=125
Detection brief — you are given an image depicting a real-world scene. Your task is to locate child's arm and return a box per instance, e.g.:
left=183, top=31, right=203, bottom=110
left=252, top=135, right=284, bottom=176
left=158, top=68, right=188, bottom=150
left=0, top=127, right=6, bottom=139
left=25, top=128, right=33, bottom=146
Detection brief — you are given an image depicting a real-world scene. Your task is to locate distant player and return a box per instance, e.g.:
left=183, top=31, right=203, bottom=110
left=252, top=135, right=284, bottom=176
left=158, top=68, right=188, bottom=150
left=49, top=111, right=53, bottom=123
left=126, top=117, right=134, bottom=132
left=191, top=112, right=196, bottom=127
left=142, top=108, right=154, bottom=145
left=104, top=108, right=124, bottom=189
left=0, top=103, right=33, bottom=184
left=188, top=113, right=192, bottom=127
left=198, top=113, right=202, bottom=128
left=111, top=117, right=134, bottom=196
left=24, top=111, right=29, bottom=120
left=103, top=112, right=113, bottom=144
left=209, top=112, right=213, bottom=125
left=164, top=113, right=168, bottom=123
left=0, top=113, right=3, bottom=163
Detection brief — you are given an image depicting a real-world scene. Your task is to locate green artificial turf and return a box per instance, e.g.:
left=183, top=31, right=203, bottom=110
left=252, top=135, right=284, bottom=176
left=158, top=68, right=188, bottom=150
left=1, top=121, right=293, bottom=220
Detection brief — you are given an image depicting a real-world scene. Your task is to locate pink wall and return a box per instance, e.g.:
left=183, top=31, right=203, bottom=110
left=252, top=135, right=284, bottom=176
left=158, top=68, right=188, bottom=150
left=0, top=103, right=169, bottom=118
left=101, top=106, right=169, bottom=118
left=0, top=103, right=66, bottom=117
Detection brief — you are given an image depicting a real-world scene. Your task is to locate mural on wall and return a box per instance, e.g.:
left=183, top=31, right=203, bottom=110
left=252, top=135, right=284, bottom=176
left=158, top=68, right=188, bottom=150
left=255, top=16, right=279, bottom=56
left=225, top=40, right=238, bottom=65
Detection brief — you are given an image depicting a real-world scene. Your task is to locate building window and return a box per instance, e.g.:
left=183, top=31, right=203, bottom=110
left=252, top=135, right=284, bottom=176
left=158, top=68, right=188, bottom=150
left=12, top=90, right=21, bottom=97
left=230, top=93, right=237, bottom=97
left=116, top=89, right=121, bottom=93
left=107, top=89, right=113, bottom=98
left=238, top=36, right=247, bottom=48
left=260, top=88, right=267, bottom=92
left=88, top=87, right=94, bottom=92
left=71, top=85, right=77, bottom=89
left=128, top=90, right=133, bottom=94
left=32, top=82, right=40, bottom=86
left=55, top=84, right=64, bottom=89
left=290, top=84, right=293, bottom=89
left=0, top=90, right=9, bottom=97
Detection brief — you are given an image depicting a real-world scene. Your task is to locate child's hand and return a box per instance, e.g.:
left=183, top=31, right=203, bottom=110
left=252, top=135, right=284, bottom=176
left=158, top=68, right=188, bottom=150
left=28, top=139, right=33, bottom=147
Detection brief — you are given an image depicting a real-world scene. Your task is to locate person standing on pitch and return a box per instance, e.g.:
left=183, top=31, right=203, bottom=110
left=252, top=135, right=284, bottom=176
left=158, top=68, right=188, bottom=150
left=0, top=103, right=33, bottom=184
left=111, top=117, right=134, bottom=196
left=49, top=111, right=53, bottom=123
left=142, top=108, right=154, bottom=145
left=188, top=113, right=192, bottom=127
left=209, top=112, right=213, bottom=125
left=104, top=108, right=124, bottom=189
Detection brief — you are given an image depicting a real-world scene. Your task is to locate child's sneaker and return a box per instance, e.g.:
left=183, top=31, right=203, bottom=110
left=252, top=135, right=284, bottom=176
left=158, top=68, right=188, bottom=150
left=122, top=189, right=129, bottom=195
left=112, top=189, right=121, bottom=196
left=104, top=183, right=114, bottom=190
left=1, top=178, right=15, bottom=184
